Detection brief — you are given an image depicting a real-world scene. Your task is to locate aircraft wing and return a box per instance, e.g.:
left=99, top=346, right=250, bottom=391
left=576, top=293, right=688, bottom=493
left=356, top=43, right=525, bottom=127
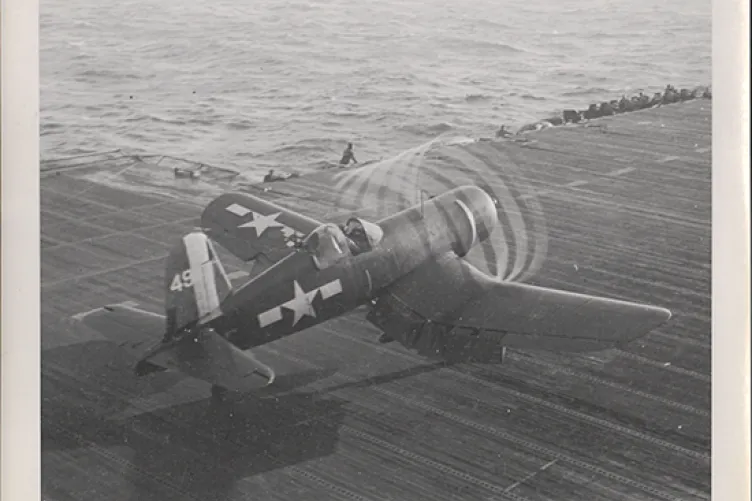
left=76, top=303, right=275, bottom=392
left=200, top=192, right=322, bottom=263
left=367, top=256, right=671, bottom=362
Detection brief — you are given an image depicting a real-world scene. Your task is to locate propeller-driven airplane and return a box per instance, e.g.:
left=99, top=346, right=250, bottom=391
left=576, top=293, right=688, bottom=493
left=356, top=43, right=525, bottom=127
left=78, top=185, right=671, bottom=402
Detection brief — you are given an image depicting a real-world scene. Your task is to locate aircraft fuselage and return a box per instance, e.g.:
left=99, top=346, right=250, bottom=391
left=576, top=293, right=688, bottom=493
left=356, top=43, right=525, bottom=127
left=204, top=185, right=498, bottom=351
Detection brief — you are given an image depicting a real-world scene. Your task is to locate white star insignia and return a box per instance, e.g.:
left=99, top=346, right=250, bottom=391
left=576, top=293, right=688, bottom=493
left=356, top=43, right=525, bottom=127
left=238, top=211, right=284, bottom=237
left=282, top=281, right=319, bottom=326
left=225, top=203, right=300, bottom=241
left=256, top=279, right=343, bottom=328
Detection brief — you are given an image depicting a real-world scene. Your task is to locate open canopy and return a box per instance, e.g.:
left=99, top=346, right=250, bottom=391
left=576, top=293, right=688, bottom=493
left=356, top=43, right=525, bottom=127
left=302, top=223, right=351, bottom=269
left=302, top=218, right=385, bottom=269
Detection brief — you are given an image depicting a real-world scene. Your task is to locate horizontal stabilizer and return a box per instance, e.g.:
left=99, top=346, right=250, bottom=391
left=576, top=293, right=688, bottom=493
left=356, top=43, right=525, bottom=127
left=74, top=303, right=164, bottom=359
left=75, top=303, right=275, bottom=392
left=143, top=329, right=275, bottom=392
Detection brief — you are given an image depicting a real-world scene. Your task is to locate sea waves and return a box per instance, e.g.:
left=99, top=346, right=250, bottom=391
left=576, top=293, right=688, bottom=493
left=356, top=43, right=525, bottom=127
left=41, top=0, right=711, bottom=176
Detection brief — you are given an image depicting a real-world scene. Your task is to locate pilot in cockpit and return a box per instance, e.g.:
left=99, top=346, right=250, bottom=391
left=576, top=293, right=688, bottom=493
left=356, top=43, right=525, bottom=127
left=342, top=218, right=371, bottom=255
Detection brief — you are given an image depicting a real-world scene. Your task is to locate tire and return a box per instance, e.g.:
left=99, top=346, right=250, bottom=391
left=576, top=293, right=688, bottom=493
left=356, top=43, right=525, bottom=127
left=211, top=385, right=227, bottom=403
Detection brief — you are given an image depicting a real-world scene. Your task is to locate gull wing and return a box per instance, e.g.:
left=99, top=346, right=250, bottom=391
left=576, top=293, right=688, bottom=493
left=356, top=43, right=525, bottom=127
left=368, top=256, right=671, bottom=362
left=201, top=192, right=322, bottom=263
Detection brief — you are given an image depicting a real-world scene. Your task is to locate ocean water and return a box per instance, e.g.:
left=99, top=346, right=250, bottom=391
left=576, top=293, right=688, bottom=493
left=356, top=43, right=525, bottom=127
left=41, top=0, right=711, bottom=178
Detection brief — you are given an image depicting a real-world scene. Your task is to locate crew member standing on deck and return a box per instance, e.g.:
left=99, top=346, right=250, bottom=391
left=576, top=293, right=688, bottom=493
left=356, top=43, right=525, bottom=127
left=339, top=143, right=358, bottom=167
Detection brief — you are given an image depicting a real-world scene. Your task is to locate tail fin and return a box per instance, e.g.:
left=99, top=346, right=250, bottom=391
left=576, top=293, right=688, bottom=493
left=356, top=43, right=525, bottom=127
left=164, top=231, right=232, bottom=336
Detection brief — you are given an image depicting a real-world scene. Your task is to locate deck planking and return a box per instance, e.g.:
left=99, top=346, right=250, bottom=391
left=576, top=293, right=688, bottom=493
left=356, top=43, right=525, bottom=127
left=41, top=99, right=711, bottom=501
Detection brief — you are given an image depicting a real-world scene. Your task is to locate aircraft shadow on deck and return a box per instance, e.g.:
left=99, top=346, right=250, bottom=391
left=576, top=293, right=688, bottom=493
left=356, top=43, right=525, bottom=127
left=41, top=339, right=343, bottom=499
left=41, top=338, right=448, bottom=500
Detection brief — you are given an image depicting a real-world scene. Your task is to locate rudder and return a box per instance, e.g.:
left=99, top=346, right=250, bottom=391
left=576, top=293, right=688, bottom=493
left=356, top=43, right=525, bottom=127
left=164, top=231, right=232, bottom=337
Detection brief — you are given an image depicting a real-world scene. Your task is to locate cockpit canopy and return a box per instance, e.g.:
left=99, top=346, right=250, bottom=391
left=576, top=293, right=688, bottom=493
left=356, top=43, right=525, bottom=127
left=302, top=223, right=350, bottom=270
left=302, top=218, right=384, bottom=270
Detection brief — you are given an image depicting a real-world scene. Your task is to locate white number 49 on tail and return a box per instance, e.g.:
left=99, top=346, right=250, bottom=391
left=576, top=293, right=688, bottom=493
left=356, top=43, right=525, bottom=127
left=170, top=270, right=194, bottom=292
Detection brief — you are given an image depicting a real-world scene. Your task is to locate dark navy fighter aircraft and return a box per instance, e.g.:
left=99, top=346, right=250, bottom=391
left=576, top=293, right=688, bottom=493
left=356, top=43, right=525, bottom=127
left=78, top=185, right=671, bottom=402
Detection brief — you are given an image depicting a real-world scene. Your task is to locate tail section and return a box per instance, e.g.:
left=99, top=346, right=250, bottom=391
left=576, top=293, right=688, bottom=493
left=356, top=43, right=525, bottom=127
left=74, top=301, right=276, bottom=392
left=164, top=231, right=232, bottom=336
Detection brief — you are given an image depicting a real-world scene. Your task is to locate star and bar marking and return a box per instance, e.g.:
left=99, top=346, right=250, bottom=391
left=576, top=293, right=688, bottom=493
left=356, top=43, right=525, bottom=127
left=225, top=203, right=304, bottom=246
left=257, top=279, right=343, bottom=328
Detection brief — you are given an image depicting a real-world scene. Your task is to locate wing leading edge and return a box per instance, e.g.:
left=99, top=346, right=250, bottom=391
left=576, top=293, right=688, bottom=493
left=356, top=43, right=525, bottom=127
left=367, top=256, right=671, bottom=361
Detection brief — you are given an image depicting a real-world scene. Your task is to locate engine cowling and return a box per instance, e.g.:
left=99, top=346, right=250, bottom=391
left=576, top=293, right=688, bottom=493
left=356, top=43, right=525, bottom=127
left=450, top=198, right=478, bottom=258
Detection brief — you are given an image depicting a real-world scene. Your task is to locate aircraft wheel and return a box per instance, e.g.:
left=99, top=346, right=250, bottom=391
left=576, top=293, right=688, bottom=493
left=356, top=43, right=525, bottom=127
left=378, top=333, right=394, bottom=344
left=211, top=385, right=228, bottom=404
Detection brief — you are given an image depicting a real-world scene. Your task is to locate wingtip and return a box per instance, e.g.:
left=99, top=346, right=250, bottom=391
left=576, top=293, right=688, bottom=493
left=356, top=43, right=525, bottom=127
left=635, top=301, right=671, bottom=318
left=642, top=305, right=672, bottom=329
left=650, top=306, right=672, bottom=324
left=662, top=308, right=673, bottom=322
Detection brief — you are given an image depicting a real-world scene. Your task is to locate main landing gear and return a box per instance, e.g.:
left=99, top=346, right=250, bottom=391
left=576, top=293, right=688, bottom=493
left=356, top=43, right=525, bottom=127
left=378, top=333, right=394, bottom=344
left=211, top=384, right=228, bottom=404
